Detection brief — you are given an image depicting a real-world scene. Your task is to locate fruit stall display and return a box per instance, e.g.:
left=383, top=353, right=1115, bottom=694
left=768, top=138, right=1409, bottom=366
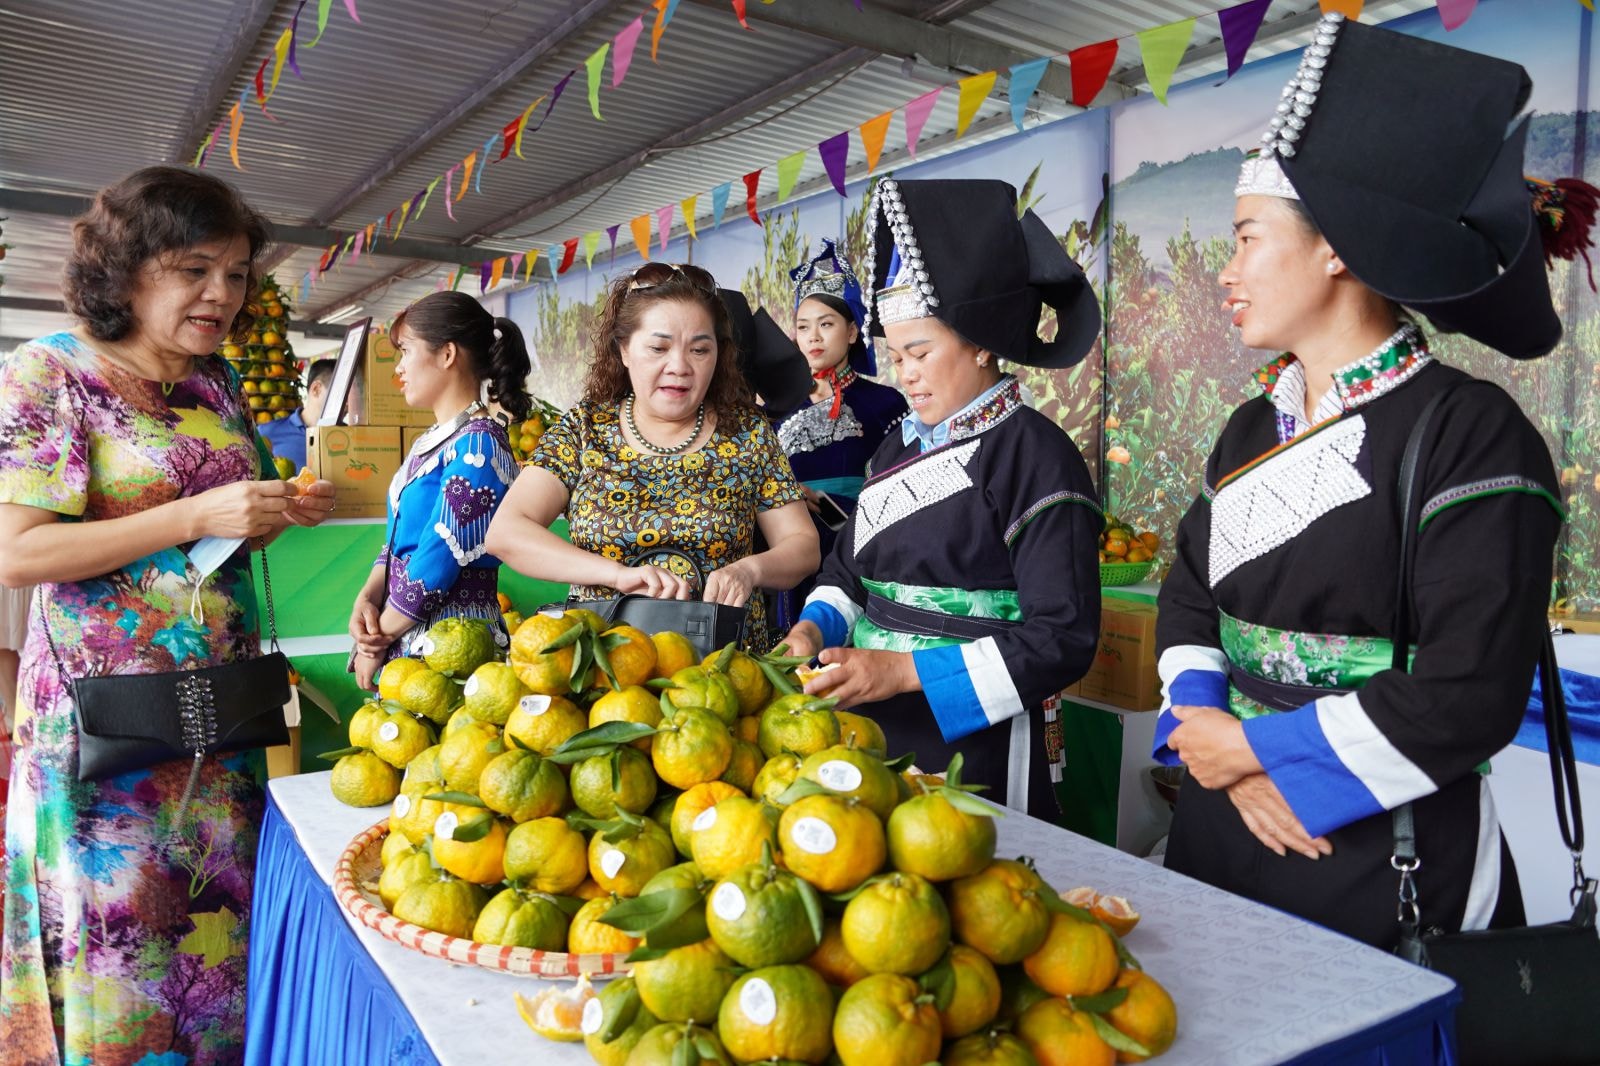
left=324, top=601, right=1179, bottom=1065
left=511, top=398, right=565, bottom=465
left=1098, top=515, right=1162, bottom=587
left=223, top=274, right=302, bottom=428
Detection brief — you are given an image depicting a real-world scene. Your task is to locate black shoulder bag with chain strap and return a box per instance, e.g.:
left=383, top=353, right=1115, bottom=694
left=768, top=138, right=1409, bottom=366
left=1388, top=382, right=1600, bottom=1065
left=41, top=541, right=291, bottom=787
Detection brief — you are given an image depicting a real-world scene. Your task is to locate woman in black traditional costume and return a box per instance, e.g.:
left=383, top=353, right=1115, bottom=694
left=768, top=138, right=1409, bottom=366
left=780, top=179, right=1103, bottom=816
left=1155, top=15, right=1596, bottom=949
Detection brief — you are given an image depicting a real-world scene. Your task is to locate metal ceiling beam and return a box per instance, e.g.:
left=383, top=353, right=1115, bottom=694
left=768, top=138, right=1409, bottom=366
left=682, top=0, right=1076, bottom=102
left=302, top=260, right=432, bottom=321
left=0, top=189, right=494, bottom=267
left=168, top=0, right=283, bottom=165
left=464, top=47, right=873, bottom=241
left=308, top=0, right=629, bottom=227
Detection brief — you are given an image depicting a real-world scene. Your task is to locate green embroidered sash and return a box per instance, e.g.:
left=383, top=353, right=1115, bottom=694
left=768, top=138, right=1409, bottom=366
left=1219, top=608, right=1413, bottom=721
left=852, top=579, right=1021, bottom=653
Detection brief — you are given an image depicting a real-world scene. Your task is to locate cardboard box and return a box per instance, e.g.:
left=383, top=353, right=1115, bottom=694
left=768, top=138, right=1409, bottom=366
left=1066, top=599, right=1161, bottom=711
left=359, top=331, right=431, bottom=427
left=306, top=425, right=402, bottom=518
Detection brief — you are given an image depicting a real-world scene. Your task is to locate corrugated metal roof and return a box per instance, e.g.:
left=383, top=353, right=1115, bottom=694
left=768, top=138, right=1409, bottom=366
left=1, top=0, right=1433, bottom=342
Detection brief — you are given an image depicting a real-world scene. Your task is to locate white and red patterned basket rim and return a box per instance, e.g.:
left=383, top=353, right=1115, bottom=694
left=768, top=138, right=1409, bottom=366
left=332, top=820, right=632, bottom=980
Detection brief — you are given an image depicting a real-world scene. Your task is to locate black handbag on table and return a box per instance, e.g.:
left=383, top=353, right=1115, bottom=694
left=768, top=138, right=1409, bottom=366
left=1388, top=385, right=1600, bottom=1066
left=556, top=548, right=751, bottom=659
left=41, top=542, right=292, bottom=785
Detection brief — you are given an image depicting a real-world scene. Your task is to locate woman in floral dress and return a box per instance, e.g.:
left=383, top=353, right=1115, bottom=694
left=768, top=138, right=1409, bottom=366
left=0, top=167, right=334, bottom=1064
left=487, top=262, right=818, bottom=652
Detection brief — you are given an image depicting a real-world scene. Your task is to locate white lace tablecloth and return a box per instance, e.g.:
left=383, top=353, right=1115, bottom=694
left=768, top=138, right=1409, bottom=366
left=267, top=772, right=1456, bottom=1065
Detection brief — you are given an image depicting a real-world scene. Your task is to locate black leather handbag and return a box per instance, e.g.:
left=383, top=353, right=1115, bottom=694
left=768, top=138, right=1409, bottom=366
left=1388, top=386, right=1600, bottom=1066
left=42, top=543, right=292, bottom=783
left=558, top=549, right=750, bottom=659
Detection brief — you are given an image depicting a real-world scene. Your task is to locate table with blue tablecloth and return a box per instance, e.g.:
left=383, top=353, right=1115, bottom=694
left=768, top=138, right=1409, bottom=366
left=246, top=772, right=1459, bottom=1066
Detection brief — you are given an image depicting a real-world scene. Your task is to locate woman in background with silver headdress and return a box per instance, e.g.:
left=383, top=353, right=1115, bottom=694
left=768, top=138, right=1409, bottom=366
left=779, top=179, right=1103, bottom=817
left=773, top=240, right=908, bottom=632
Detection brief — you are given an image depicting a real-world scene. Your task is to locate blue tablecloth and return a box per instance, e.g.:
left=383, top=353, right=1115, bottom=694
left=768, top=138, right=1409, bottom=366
left=245, top=794, right=440, bottom=1066
left=1520, top=665, right=1600, bottom=765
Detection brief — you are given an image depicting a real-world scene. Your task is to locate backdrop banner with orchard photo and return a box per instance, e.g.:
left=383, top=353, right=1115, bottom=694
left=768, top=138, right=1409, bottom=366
left=510, top=0, right=1598, bottom=609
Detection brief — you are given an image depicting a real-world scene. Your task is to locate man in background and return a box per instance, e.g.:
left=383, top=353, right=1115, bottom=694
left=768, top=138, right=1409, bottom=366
left=259, top=358, right=336, bottom=470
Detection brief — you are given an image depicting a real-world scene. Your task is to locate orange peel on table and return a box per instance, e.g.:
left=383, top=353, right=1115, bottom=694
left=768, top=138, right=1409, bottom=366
left=1062, top=886, right=1141, bottom=937
left=515, top=974, right=596, bottom=1042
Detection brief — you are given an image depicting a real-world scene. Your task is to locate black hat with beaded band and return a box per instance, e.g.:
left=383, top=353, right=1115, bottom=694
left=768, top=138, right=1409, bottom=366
left=789, top=238, right=876, bottom=374
left=718, top=288, right=813, bottom=418
left=861, top=178, right=1101, bottom=369
left=1243, top=13, right=1599, bottom=360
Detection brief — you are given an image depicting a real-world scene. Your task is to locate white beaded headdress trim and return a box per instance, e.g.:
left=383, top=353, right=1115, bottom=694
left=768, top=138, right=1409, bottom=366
left=1237, top=11, right=1347, bottom=197
left=863, top=179, right=940, bottom=332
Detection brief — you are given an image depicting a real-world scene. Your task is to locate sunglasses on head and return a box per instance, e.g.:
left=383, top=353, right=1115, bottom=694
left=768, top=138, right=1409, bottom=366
left=627, top=261, right=718, bottom=295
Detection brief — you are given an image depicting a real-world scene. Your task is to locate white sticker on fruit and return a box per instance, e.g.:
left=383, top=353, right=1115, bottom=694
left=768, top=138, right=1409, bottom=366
left=539, top=609, right=566, bottom=619
left=817, top=760, right=862, bottom=793
left=415, top=636, right=436, bottom=655
left=711, top=881, right=747, bottom=921
left=739, top=978, right=777, bottom=1026
left=393, top=793, right=411, bottom=819
left=581, top=997, right=605, bottom=1036
left=600, top=848, right=627, bottom=879
left=521, top=695, right=552, bottom=716
left=434, top=811, right=459, bottom=841
left=378, top=721, right=401, bottom=742
left=463, top=675, right=481, bottom=697
left=692, top=806, right=718, bottom=833
left=789, top=816, right=837, bottom=855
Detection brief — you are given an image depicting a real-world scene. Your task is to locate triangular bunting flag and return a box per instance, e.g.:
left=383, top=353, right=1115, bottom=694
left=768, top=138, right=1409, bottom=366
left=1137, top=18, right=1195, bottom=104
left=510, top=252, right=525, bottom=280
left=613, top=15, right=644, bottom=86
left=732, top=0, right=750, bottom=28
left=1218, top=0, right=1272, bottom=77
left=415, top=177, right=440, bottom=223
left=474, top=136, right=494, bottom=193
left=904, top=88, right=942, bottom=159
left=443, top=164, right=461, bottom=221
left=447, top=266, right=463, bottom=291
left=586, top=42, right=611, bottom=120
left=583, top=231, right=602, bottom=268
left=630, top=214, right=652, bottom=260
left=775, top=149, right=806, bottom=204
left=956, top=70, right=997, bottom=137
left=458, top=153, right=477, bottom=199
left=606, top=224, right=621, bottom=262
left=1068, top=39, right=1119, bottom=109
left=1008, top=58, right=1051, bottom=131
left=524, top=249, right=539, bottom=282
left=1435, top=0, right=1476, bottom=29
left=651, top=0, right=681, bottom=61
left=711, top=182, right=732, bottom=229
left=559, top=238, right=579, bottom=275
left=479, top=261, right=493, bottom=294
left=742, top=170, right=763, bottom=225
left=681, top=195, right=699, bottom=239
left=489, top=257, right=508, bottom=290
left=818, top=132, right=849, bottom=196
left=1319, top=0, right=1363, bottom=16
left=656, top=203, right=675, bottom=251
left=499, top=116, right=522, bottom=160
left=515, top=95, right=547, bottom=158
left=859, top=111, right=891, bottom=174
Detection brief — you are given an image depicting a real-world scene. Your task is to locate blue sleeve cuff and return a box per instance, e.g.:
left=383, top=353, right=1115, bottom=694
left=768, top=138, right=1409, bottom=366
left=1243, top=705, right=1384, bottom=838
left=798, top=602, right=848, bottom=649
left=1169, top=669, right=1228, bottom=709
left=1150, top=709, right=1182, bottom=766
left=912, top=645, right=990, bottom=744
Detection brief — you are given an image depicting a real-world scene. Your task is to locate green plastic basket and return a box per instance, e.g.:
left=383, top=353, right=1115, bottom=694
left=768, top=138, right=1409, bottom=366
left=1099, top=559, right=1156, bottom=587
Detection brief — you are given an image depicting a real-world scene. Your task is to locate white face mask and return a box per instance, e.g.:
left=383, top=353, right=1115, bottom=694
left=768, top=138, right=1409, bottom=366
left=185, top=536, right=246, bottom=622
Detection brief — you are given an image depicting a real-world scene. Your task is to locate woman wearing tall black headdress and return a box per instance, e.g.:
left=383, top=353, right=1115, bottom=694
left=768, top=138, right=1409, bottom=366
left=779, top=179, right=1102, bottom=816
left=1155, top=14, right=1593, bottom=949
left=774, top=241, right=908, bottom=631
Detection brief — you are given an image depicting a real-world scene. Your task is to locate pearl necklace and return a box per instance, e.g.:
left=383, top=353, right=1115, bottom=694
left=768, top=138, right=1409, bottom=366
left=624, top=394, right=705, bottom=455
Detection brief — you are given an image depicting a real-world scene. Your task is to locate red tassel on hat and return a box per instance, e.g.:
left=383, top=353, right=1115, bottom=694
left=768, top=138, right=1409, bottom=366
left=1529, top=176, right=1600, bottom=291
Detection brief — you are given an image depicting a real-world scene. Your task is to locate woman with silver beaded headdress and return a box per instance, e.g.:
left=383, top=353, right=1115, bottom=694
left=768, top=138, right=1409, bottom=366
left=771, top=239, right=908, bottom=633
left=1154, top=15, right=1593, bottom=952
left=779, top=179, right=1103, bottom=817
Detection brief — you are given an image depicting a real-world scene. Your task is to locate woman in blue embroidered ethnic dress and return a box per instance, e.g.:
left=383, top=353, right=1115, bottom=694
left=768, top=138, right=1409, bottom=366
left=486, top=263, right=818, bottom=653
left=780, top=179, right=1103, bottom=818
left=774, top=240, right=908, bottom=631
left=350, top=292, right=534, bottom=689
left=1154, top=18, right=1573, bottom=951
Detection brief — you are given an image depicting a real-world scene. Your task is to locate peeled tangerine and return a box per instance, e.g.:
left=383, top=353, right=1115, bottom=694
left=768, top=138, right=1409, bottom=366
left=1062, top=886, right=1141, bottom=938
left=516, top=975, right=597, bottom=1042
